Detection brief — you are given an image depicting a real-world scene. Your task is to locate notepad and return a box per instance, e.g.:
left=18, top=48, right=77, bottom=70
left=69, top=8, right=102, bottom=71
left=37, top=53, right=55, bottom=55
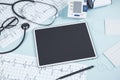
left=0, top=53, right=86, bottom=80
left=94, top=0, right=111, bottom=8
left=104, top=41, right=120, bottom=67
left=105, top=19, right=120, bottom=35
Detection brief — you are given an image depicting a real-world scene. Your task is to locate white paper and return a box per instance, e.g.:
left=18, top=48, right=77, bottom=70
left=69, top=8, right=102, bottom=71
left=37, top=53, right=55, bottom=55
left=94, top=0, right=111, bottom=8
left=104, top=41, right=120, bottom=67
left=0, top=53, right=86, bottom=80
left=105, top=19, right=120, bottom=35
left=0, top=0, right=68, bottom=48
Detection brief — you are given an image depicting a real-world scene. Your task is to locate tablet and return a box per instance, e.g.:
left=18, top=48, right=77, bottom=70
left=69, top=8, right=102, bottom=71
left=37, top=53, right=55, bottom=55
left=34, top=22, right=97, bottom=67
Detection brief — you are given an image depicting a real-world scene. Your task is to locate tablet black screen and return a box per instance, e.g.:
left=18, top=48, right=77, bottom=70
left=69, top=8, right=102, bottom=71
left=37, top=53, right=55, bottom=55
left=35, top=23, right=96, bottom=66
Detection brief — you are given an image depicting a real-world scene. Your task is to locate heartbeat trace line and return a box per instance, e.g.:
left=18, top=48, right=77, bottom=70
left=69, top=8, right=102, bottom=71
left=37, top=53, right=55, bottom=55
left=0, top=54, right=86, bottom=80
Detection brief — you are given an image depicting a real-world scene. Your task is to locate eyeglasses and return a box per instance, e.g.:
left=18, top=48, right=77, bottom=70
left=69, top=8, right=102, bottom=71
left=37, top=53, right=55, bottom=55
left=0, top=16, right=29, bottom=54
left=0, top=16, right=19, bottom=35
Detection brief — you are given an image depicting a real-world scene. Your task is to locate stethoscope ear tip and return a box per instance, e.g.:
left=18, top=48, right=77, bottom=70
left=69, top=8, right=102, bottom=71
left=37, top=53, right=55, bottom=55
left=21, top=23, right=30, bottom=30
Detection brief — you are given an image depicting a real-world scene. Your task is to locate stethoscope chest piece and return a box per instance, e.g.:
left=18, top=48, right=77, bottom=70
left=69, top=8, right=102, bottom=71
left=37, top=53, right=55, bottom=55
left=21, top=23, right=30, bottom=30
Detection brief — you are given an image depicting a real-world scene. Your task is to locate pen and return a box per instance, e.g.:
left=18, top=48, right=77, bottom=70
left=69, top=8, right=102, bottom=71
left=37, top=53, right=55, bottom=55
left=56, top=65, right=94, bottom=80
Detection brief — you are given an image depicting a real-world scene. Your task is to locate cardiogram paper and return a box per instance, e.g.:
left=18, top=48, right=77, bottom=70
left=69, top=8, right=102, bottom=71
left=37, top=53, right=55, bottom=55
left=0, top=0, right=68, bottom=48
left=0, top=53, right=86, bottom=80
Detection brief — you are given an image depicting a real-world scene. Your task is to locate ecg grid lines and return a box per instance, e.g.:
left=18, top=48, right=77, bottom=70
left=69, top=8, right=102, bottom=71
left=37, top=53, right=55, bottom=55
left=0, top=53, right=86, bottom=80
left=0, top=0, right=68, bottom=48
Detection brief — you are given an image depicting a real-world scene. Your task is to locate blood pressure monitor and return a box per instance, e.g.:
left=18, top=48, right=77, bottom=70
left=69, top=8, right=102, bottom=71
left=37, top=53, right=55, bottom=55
left=68, top=0, right=87, bottom=18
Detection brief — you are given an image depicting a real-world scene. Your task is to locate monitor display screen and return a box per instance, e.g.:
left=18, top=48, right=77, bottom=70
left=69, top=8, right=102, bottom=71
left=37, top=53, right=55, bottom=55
left=73, top=1, right=82, bottom=13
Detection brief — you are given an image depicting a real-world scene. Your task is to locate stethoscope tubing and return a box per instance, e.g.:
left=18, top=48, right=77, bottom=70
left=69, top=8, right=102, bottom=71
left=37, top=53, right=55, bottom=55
left=0, top=0, right=58, bottom=26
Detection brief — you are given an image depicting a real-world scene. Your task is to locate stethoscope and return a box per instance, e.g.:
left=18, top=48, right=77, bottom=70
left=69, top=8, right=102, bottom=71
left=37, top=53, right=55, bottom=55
left=0, top=0, right=58, bottom=26
left=0, top=0, right=58, bottom=54
left=0, top=16, right=30, bottom=54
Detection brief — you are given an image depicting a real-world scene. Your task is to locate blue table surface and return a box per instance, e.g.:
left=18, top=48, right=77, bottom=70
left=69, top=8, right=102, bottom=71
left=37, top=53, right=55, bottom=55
left=2, top=0, right=120, bottom=80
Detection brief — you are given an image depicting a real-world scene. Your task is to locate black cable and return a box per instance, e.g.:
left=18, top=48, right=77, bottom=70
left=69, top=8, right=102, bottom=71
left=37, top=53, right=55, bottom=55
left=0, top=3, right=12, bottom=6
left=12, top=0, right=35, bottom=19
left=0, top=0, right=34, bottom=6
left=0, top=23, right=29, bottom=54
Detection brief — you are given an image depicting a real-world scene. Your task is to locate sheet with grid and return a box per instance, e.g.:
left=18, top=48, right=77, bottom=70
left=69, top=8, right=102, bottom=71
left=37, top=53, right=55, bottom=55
left=0, top=53, right=86, bottom=80
left=0, top=0, right=68, bottom=48
left=104, top=41, right=120, bottom=67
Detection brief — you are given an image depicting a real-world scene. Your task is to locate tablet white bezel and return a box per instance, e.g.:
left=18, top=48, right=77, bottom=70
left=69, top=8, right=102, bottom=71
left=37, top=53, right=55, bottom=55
left=33, top=22, right=97, bottom=67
